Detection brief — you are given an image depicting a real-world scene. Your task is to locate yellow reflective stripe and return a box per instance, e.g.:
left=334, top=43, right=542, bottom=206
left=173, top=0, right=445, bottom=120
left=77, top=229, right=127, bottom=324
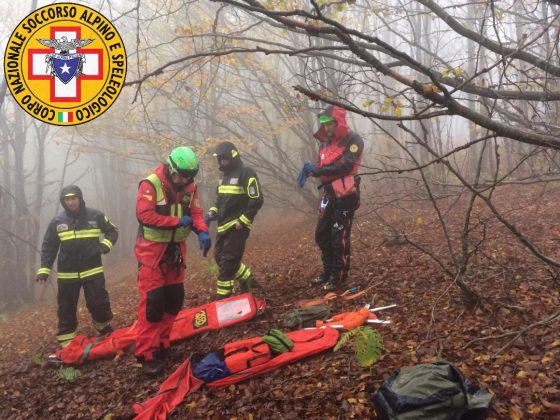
left=101, top=238, right=113, bottom=250
left=93, top=320, right=111, bottom=330
left=146, top=174, right=164, bottom=202
left=58, top=272, right=79, bottom=279
left=217, top=280, right=234, bottom=287
left=75, top=229, right=101, bottom=238
left=239, top=214, right=252, bottom=227
left=58, top=266, right=104, bottom=280
left=209, top=207, right=218, bottom=213
left=235, top=263, right=247, bottom=279
left=57, top=331, right=77, bottom=346
left=58, top=231, right=75, bottom=240
left=81, top=267, right=104, bottom=278
left=247, top=177, right=260, bottom=198
left=218, top=185, right=245, bottom=194
left=104, top=215, right=118, bottom=230
left=234, top=263, right=251, bottom=281
left=58, top=229, right=101, bottom=241
left=240, top=268, right=252, bottom=280
left=217, top=219, right=238, bottom=233
left=217, top=288, right=234, bottom=295
left=37, top=267, right=52, bottom=275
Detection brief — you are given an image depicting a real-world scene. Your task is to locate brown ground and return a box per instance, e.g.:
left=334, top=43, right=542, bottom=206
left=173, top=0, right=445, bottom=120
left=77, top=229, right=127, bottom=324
left=1, top=188, right=559, bottom=419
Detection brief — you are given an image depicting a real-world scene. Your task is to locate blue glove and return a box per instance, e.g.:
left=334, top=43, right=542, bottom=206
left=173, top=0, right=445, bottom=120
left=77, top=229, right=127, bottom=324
left=198, top=231, right=212, bottom=257
left=303, top=162, right=318, bottom=175
left=204, top=212, right=218, bottom=226
left=177, top=215, right=193, bottom=227
left=296, top=169, right=308, bottom=188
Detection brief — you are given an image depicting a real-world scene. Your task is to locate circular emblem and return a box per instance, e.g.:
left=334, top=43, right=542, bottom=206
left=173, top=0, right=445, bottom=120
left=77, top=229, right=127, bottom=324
left=349, top=144, right=359, bottom=153
left=4, top=3, right=127, bottom=126
left=193, top=310, right=208, bottom=329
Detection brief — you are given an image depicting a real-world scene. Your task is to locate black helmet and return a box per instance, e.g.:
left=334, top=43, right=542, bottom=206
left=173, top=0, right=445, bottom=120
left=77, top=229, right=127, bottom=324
left=213, top=141, right=241, bottom=173
left=213, top=141, right=239, bottom=160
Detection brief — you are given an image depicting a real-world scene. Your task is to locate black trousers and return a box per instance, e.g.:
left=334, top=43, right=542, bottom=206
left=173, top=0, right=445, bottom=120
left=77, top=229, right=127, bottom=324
left=315, top=192, right=359, bottom=284
left=214, top=227, right=251, bottom=297
left=57, top=275, right=113, bottom=335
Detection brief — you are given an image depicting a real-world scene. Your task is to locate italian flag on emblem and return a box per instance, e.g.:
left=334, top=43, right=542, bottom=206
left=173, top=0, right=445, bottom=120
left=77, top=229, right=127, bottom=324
left=57, top=112, right=73, bottom=123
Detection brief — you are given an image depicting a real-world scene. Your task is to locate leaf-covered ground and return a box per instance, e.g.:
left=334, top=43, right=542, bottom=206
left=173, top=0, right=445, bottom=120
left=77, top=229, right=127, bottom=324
left=1, top=187, right=560, bottom=419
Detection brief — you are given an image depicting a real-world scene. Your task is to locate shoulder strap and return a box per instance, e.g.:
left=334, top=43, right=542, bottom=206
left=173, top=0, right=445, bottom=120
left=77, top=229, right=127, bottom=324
left=143, top=173, right=164, bottom=202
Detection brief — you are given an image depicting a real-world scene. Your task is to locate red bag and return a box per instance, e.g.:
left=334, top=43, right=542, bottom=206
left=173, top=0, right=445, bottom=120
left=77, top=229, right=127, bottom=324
left=223, top=337, right=271, bottom=373
left=331, top=175, right=356, bottom=198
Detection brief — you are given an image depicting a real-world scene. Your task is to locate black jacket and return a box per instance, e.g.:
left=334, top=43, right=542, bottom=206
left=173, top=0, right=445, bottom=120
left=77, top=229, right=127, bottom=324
left=210, top=159, right=264, bottom=234
left=37, top=185, right=118, bottom=279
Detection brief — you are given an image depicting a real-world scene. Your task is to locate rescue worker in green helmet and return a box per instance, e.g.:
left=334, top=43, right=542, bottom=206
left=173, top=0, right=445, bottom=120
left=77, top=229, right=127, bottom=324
left=205, top=142, right=264, bottom=299
left=297, top=105, right=364, bottom=291
left=135, top=146, right=211, bottom=376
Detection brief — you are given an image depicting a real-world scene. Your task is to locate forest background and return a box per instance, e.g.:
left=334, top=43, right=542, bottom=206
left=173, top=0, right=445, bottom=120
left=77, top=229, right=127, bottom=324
left=1, top=0, right=560, bottom=418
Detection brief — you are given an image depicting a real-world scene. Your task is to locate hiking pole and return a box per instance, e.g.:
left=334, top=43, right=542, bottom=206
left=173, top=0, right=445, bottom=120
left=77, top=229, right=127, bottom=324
left=304, top=325, right=344, bottom=330
left=366, top=304, right=397, bottom=312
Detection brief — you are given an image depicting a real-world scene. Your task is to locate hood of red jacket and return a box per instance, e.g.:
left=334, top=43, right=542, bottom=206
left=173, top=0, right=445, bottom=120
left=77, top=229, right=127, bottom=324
left=313, top=105, right=350, bottom=143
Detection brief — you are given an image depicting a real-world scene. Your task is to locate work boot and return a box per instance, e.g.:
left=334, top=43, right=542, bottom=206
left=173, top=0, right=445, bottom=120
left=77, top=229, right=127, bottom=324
left=159, top=345, right=173, bottom=360
left=47, top=354, right=63, bottom=367
left=310, top=273, right=328, bottom=286
left=239, top=275, right=254, bottom=293
left=97, top=324, right=114, bottom=336
left=323, top=274, right=345, bottom=292
left=141, top=358, right=164, bottom=377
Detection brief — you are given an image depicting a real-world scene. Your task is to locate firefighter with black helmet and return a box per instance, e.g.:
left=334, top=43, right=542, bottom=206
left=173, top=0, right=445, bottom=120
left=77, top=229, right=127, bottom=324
left=36, top=185, right=118, bottom=348
left=205, top=142, right=264, bottom=299
left=135, top=146, right=211, bottom=376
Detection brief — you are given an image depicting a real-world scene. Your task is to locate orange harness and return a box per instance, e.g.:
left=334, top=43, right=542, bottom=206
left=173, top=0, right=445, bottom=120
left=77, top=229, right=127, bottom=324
left=311, top=304, right=396, bottom=330
left=297, top=285, right=373, bottom=308
left=316, top=307, right=377, bottom=329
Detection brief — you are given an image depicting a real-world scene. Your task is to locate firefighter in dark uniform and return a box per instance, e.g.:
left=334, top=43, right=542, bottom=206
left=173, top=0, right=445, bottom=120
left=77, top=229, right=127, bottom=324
left=205, top=142, right=264, bottom=299
left=298, top=105, right=364, bottom=291
left=36, top=185, right=118, bottom=347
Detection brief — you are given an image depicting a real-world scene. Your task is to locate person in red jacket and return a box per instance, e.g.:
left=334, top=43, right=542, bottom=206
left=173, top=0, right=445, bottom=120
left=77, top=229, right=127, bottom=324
left=297, top=105, right=364, bottom=291
left=135, top=146, right=211, bottom=376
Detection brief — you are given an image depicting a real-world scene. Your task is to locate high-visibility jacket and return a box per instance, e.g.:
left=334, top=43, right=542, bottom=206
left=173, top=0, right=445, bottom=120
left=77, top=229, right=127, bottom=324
left=139, top=173, right=192, bottom=243
left=135, top=164, right=207, bottom=268
left=313, top=105, right=364, bottom=190
left=37, top=186, right=118, bottom=281
left=209, top=160, right=264, bottom=234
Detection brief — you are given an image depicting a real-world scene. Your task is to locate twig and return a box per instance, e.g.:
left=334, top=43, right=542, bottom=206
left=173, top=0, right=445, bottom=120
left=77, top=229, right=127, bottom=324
left=460, top=310, right=560, bottom=356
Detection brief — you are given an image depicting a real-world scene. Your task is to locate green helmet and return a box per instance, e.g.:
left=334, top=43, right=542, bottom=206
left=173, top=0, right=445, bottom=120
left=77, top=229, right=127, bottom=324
left=167, top=146, right=199, bottom=178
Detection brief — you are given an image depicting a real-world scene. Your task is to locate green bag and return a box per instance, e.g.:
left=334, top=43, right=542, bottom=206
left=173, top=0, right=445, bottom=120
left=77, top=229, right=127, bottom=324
left=281, top=304, right=331, bottom=330
left=262, top=329, right=294, bottom=356
left=372, top=361, right=493, bottom=420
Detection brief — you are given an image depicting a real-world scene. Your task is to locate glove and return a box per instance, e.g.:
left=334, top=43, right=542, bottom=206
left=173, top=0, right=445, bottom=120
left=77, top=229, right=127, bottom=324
left=198, top=231, right=212, bottom=257
left=36, top=273, right=49, bottom=283
left=303, top=162, right=318, bottom=176
left=99, top=243, right=110, bottom=254
left=204, top=212, right=218, bottom=226
left=177, top=215, right=193, bottom=227
left=296, top=169, right=308, bottom=188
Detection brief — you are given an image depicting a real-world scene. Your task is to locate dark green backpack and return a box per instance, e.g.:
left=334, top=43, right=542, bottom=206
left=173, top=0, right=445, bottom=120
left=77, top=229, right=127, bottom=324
left=373, top=361, right=492, bottom=420
left=262, top=329, right=294, bottom=356
left=281, top=304, right=331, bottom=330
